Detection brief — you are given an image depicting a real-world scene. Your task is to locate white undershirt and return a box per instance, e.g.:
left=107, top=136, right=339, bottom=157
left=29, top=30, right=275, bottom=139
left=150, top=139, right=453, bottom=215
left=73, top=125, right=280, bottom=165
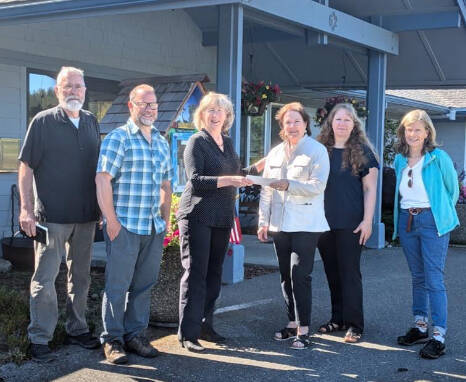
left=399, top=156, right=431, bottom=209
left=69, top=117, right=80, bottom=129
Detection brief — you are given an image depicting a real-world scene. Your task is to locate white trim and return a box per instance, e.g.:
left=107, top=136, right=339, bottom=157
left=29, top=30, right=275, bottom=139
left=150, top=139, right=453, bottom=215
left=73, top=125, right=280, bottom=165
left=246, top=116, right=251, bottom=166
left=263, top=104, right=271, bottom=154
left=464, top=125, right=466, bottom=177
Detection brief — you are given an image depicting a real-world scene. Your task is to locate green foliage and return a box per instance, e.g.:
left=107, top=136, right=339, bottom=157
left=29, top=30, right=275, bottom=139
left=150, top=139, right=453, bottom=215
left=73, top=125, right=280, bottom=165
left=0, top=286, right=30, bottom=364
left=384, top=119, right=398, bottom=166
left=28, top=88, right=57, bottom=125
left=163, top=193, right=181, bottom=250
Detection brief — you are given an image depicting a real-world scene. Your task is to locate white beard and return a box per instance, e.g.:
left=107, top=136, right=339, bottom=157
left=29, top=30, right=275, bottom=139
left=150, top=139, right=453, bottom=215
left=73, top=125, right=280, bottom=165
left=62, top=98, right=83, bottom=112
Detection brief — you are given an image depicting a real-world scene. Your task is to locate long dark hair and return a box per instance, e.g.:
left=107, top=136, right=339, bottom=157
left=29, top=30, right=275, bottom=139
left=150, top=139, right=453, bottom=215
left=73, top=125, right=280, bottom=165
left=317, top=103, right=377, bottom=176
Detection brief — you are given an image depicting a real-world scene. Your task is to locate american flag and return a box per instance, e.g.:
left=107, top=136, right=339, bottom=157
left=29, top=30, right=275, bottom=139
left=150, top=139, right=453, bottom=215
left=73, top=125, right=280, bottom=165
left=229, top=216, right=242, bottom=244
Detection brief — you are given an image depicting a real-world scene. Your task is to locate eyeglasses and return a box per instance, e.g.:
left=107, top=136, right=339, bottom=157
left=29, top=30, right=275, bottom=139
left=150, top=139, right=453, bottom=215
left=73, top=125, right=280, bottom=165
left=132, top=101, right=158, bottom=110
left=407, top=169, right=413, bottom=188
left=59, top=84, right=86, bottom=91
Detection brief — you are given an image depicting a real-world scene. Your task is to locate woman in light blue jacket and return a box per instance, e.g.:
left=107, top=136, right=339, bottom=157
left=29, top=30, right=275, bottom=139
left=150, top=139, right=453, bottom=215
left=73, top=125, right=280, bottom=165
left=393, top=109, right=459, bottom=360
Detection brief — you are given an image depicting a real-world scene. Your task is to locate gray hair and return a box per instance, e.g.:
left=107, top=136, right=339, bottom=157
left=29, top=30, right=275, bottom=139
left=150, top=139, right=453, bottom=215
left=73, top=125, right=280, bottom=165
left=56, top=66, right=85, bottom=85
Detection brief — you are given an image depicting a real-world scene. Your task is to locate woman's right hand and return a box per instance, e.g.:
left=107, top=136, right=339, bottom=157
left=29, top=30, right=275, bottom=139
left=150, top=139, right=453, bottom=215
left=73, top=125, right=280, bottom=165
left=257, top=225, right=269, bottom=242
left=218, top=176, right=253, bottom=188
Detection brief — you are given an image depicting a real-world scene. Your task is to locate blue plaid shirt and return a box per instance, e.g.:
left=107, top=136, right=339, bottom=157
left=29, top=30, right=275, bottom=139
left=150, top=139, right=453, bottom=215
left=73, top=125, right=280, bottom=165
left=97, top=119, right=173, bottom=235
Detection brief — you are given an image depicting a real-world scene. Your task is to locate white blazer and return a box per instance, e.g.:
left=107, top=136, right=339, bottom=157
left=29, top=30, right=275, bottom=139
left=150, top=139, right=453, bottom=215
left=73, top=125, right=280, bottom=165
left=258, top=135, right=330, bottom=233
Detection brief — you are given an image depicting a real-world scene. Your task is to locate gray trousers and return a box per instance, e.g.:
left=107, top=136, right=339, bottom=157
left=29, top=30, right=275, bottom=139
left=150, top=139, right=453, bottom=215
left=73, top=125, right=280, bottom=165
left=28, top=221, right=96, bottom=345
left=100, top=225, right=164, bottom=344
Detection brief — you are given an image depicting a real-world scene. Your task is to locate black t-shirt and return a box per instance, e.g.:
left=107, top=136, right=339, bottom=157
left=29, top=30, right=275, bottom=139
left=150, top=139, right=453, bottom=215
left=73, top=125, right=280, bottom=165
left=176, top=130, right=241, bottom=228
left=19, top=106, right=101, bottom=224
left=324, top=145, right=379, bottom=230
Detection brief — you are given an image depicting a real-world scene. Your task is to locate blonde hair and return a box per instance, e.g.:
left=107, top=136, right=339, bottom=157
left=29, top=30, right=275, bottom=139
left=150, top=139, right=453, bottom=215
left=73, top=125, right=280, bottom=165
left=275, top=102, right=311, bottom=141
left=193, top=92, right=234, bottom=134
left=395, top=109, right=439, bottom=156
left=317, top=103, right=377, bottom=176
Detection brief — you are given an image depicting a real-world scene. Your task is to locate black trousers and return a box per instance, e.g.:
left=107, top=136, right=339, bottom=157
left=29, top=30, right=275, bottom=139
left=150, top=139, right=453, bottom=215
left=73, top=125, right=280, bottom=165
left=317, top=229, right=364, bottom=333
left=178, top=219, right=231, bottom=341
left=271, top=231, right=320, bottom=327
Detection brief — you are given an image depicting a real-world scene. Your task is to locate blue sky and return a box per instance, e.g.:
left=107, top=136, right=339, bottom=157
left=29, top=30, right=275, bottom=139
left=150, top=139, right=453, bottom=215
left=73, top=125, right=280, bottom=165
left=29, top=73, right=55, bottom=93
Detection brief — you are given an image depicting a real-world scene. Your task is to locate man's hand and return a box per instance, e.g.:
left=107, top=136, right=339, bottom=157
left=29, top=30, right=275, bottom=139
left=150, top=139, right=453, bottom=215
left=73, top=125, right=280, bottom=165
left=19, top=208, right=36, bottom=237
left=106, top=218, right=122, bottom=241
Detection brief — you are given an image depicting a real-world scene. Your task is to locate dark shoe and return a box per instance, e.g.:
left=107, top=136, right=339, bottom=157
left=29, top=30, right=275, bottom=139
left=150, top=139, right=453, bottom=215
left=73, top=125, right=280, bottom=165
left=273, top=327, right=297, bottom=341
left=103, top=340, right=128, bottom=364
left=318, top=321, right=347, bottom=334
left=29, top=343, right=57, bottom=363
left=180, top=339, right=205, bottom=352
left=397, top=327, right=429, bottom=346
left=420, top=339, right=446, bottom=359
left=126, top=336, right=159, bottom=358
left=344, top=327, right=362, bottom=343
left=200, top=323, right=226, bottom=343
left=65, top=332, right=100, bottom=349
left=290, top=334, right=312, bottom=350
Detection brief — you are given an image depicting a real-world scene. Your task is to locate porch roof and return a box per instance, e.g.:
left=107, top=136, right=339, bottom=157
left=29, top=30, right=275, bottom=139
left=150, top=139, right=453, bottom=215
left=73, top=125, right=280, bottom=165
left=0, top=0, right=465, bottom=90
left=99, top=74, right=208, bottom=134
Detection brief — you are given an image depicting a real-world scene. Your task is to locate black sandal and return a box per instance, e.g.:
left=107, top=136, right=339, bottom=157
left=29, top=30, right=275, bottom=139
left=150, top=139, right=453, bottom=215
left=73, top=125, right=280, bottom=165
left=273, top=327, right=297, bottom=341
left=318, top=321, right=346, bottom=334
left=290, top=334, right=312, bottom=350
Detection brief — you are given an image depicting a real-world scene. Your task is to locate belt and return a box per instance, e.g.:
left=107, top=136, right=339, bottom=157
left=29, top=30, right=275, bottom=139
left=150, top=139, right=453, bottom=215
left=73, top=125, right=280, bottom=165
left=406, top=207, right=430, bottom=232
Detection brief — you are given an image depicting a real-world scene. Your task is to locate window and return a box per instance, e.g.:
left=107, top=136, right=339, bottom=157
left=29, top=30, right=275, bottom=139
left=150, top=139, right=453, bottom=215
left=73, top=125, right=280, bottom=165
left=0, top=138, right=21, bottom=172
left=27, top=69, right=119, bottom=125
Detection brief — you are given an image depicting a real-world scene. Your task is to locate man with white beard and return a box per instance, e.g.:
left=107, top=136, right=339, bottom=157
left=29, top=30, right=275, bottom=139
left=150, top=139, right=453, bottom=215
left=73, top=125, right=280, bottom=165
left=18, top=66, right=101, bottom=362
left=96, top=84, right=172, bottom=364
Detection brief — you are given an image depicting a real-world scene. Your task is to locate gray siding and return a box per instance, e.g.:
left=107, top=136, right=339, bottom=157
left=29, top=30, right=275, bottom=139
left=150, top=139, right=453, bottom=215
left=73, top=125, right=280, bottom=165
left=435, top=121, right=466, bottom=173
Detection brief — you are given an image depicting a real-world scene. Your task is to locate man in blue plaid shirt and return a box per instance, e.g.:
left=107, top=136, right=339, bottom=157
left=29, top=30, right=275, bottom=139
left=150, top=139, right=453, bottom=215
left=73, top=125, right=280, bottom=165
left=96, top=84, right=173, bottom=364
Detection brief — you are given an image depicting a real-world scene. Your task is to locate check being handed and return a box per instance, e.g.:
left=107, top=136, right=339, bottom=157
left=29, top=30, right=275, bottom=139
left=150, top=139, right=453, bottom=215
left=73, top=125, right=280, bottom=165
left=246, top=175, right=279, bottom=187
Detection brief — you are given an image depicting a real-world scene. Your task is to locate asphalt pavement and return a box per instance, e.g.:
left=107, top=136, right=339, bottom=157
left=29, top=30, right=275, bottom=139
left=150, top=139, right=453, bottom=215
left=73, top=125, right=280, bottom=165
left=1, top=241, right=465, bottom=382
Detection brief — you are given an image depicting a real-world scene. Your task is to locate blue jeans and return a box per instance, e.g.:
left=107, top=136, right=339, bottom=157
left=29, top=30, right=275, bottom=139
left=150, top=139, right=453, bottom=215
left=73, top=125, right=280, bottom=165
left=100, top=225, right=164, bottom=344
left=398, top=209, right=449, bottom=335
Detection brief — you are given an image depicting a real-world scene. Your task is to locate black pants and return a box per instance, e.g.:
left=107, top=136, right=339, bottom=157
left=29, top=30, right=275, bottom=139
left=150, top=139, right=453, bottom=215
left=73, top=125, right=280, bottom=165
left=271, top=231, right=320, bottom=327
left=178, top=219, right=231, bottom=341
left=317, top=229, right=364, bottom=333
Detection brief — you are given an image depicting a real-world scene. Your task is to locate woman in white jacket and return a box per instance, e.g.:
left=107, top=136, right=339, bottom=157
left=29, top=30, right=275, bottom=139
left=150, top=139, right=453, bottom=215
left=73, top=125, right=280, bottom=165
left=257, top=102, right=330, bottom=350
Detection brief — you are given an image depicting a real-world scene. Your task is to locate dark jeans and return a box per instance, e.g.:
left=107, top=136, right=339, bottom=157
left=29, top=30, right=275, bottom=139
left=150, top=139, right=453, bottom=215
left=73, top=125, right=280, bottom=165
left=271, top=231, right=320, bottom=327
left=178, top=219, right=231, bottom=341
left=318, top=229, right=364, bottom=333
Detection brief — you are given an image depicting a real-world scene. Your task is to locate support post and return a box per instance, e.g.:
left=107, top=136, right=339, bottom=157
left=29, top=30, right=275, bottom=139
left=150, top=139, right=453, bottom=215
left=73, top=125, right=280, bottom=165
left=216, top=4, right=243, bottom=153
left=365, top=47, right=387, bottom=249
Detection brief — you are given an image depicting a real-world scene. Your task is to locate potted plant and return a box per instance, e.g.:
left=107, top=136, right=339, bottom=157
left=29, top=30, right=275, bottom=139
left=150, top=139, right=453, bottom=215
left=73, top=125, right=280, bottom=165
left=241, top=81, right=280, bottom=116
left=149, top=194, right=182, bottom=326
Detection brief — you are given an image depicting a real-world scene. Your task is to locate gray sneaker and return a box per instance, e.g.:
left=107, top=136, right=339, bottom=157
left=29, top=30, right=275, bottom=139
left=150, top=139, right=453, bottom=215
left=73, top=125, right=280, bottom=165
left=126, top=336, right=159, bottom=358
left=29, top=343, right=57, bottom=363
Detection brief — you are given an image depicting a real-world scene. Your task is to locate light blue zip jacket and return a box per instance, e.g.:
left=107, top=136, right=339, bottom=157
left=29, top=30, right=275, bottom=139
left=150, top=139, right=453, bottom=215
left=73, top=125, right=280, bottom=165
left=392, top=148, right=459, bottom=239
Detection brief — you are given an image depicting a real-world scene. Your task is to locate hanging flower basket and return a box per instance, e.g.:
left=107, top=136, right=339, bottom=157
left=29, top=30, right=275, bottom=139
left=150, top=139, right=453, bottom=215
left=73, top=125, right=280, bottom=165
left=242, top=100, right=267, bottom=117
left=241, top=81, right=280, bottom=116
left=315, top=96, right=368, bottom=126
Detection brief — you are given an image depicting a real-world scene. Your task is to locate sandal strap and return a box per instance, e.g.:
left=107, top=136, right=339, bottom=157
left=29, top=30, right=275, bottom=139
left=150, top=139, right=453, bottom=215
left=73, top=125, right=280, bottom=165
left=318, top=321, right=344, bottom=333
left=291, top=334, right=312, bottom=349
left=274, top=327, right=297, bottom=340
